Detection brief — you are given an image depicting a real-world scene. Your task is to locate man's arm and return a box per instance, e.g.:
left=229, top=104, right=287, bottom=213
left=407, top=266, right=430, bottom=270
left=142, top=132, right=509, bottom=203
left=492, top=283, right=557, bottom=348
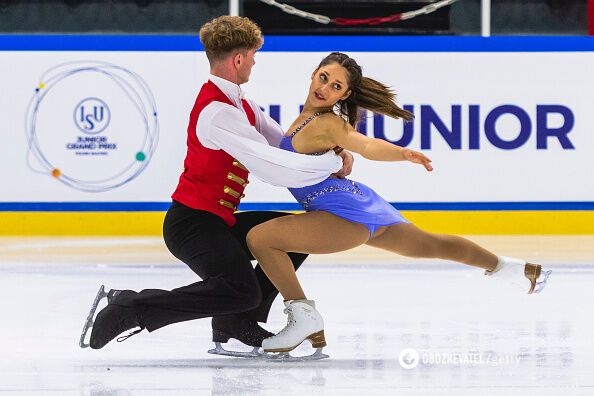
left=248, top=100, right=355, bottom=177
left=197, top=102, right=342, bottom=188
left=247, top=99, right=284, bottom=148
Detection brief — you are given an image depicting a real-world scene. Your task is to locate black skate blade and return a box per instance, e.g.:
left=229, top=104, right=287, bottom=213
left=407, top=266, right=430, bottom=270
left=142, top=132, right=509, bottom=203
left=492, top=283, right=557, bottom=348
left=263, top=348, right=329, bottom=362
left=79, top=285, right=108, bottom=348
left=207, top=342, right=262, bottom=358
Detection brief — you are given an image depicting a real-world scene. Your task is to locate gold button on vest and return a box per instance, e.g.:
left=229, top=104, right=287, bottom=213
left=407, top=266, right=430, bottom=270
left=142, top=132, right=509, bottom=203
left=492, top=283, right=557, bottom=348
left=232, top=160, right=248, bottom=172
left=223, top=186, right=245, bottom=199
left=218, top=199, right=237, bottom=211
left=227, top=172, right=248, bottom=187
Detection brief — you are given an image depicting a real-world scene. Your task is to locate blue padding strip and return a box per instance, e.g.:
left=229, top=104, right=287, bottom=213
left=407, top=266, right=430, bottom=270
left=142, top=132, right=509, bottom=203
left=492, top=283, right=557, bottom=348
left=1, top=35, right=593, bottom=52
left=1, top=202, right=593, bottom=212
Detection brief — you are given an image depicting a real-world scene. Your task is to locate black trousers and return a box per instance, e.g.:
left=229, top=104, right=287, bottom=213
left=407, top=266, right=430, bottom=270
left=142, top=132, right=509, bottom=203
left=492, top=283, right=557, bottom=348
left=131, top=201, right=306, bottom=332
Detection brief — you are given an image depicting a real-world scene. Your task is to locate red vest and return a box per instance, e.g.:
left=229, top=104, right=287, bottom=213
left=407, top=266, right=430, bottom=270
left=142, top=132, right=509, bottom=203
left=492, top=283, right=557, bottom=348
left=172, top=81, right=255, bottom=226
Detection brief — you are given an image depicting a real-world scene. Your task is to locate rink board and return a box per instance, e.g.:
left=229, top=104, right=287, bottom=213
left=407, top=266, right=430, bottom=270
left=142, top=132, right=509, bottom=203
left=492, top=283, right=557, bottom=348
left=2, top=210, right=594, bottom=235
left=1, top=35, right=593, bottom=235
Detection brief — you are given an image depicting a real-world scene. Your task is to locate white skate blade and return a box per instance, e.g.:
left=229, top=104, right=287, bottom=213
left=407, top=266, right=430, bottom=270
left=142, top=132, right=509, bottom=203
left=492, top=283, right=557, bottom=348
left=79, top=285, right=108, bottom=348
left=533, top=269, right=552, bottom=294
left=263, top=347, right=329, bottom=362
left=207, top=342, right=262, bottom=358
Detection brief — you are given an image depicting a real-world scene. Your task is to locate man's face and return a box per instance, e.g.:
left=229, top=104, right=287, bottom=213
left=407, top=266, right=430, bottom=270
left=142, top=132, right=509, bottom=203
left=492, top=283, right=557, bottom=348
left=237, top=48, right=257, bottom=84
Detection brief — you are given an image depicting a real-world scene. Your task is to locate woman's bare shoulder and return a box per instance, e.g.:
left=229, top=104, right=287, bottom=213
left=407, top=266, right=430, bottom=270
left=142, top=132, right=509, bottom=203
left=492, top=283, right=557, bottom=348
left=317, top=112, right=349, bottom=133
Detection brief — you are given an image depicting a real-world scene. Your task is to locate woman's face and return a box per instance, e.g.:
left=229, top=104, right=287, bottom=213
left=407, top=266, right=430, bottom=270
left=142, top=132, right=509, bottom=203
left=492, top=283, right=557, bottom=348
left=309, top=62, right=352, bottom=108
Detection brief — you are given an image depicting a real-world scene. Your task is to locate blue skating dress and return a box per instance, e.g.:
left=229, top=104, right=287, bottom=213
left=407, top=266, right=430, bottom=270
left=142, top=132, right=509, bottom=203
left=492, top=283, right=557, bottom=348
left=279, top=112, right=409, bottom=237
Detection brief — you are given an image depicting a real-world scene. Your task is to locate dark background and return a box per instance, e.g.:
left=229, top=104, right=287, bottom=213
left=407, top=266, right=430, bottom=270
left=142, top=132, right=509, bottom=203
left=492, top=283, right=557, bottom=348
left=0, top=0, right=587, bottom=34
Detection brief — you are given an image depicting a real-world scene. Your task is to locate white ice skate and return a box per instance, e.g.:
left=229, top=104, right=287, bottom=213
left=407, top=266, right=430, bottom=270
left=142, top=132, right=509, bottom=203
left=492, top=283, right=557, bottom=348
left=262, top=299, right=329, bottom=362
left=485, top=256, right=552, bottom=294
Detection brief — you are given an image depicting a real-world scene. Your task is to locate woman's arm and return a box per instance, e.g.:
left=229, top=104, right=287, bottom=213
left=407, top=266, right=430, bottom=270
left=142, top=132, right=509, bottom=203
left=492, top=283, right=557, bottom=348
left=325, top=116, right=433, bottom=172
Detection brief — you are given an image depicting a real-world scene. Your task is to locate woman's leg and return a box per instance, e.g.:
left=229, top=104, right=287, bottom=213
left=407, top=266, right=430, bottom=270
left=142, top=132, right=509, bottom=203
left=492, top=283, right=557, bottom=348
left=367, top=223, right=552, bottom=294
left=247, top=211, right=370, bottom=300
left=367, top=223, right=499, bottom=270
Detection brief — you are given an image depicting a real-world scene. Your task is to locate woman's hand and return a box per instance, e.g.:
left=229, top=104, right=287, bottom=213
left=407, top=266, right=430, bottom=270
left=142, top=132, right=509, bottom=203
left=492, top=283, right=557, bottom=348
left=334, top=149, right=354, bottom=178
left=402, top=148, right=433, bottom=172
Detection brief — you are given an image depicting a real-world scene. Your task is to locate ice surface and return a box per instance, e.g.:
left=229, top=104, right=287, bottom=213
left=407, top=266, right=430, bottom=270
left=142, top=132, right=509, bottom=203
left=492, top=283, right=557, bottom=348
left=0, top=255, right=592, bottom=395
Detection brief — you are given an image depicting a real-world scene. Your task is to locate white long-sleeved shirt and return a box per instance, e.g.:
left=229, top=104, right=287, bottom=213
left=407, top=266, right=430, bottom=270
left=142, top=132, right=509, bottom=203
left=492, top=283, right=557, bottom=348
left=196, top=75, right=342, bottom=188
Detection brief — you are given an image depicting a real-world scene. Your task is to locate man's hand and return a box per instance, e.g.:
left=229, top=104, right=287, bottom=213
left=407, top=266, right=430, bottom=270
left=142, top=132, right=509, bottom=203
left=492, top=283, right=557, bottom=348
left=334, top=149, right=354, bottom=178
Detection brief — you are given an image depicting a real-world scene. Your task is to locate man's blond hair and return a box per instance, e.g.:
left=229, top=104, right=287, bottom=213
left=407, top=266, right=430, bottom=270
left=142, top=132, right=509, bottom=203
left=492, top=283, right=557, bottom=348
left=199, top=16, right=263, bottom=63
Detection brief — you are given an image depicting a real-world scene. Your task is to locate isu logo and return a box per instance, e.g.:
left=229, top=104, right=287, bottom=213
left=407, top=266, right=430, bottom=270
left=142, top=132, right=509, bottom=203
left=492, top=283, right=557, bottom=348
left=74, top=97, right=111, bottom=134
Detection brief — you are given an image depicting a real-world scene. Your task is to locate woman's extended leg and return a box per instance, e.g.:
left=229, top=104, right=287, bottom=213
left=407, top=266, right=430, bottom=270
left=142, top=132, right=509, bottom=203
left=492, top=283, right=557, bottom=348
left=367, top=223, right=551, bottom=294
left=367, top=223, right=498, bottom=270
left=247, top=211, right=370, bottom=300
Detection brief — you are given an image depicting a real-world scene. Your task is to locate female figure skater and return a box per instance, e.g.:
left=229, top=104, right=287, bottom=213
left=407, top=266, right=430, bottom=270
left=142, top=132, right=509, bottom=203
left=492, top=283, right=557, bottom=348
left=246, top=52, right=551, bottom=355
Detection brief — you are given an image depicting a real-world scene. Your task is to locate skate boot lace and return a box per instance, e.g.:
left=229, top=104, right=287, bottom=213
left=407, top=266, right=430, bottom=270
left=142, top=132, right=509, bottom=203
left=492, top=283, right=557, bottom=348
left=276, top=306, right=296, bottom=337
left=116, top=328, right=142, bottom=343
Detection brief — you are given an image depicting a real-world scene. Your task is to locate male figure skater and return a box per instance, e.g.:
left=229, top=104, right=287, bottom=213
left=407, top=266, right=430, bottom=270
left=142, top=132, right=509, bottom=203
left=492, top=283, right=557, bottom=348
left=82, top=15, right=353, bottom=354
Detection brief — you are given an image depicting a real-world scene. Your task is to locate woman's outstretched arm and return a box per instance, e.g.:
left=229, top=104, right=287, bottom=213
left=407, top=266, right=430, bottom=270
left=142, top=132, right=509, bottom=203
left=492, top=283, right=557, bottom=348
left=324, top=115, right=434, bottom=172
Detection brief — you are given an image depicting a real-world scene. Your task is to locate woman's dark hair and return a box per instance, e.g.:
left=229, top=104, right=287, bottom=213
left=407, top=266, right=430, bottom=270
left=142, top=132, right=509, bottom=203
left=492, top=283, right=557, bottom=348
left=316, top=52, right=413, bottom=127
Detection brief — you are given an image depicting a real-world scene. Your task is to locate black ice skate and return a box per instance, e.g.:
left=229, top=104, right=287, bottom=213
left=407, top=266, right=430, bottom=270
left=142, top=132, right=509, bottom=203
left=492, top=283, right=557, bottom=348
left=79, top=285, right=144, bottom=349
left=207, top=315, right=273, bottom=358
